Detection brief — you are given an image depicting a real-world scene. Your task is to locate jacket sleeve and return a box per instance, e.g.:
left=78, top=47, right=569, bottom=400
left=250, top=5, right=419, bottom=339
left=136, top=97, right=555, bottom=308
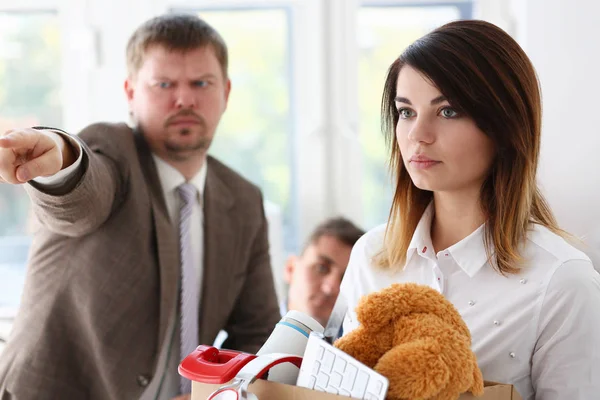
left=24, top=124, right=128, bottom=237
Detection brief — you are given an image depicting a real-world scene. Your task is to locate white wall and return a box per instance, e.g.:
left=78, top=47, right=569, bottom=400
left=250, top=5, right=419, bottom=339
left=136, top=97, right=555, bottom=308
left=515, top=0, right=600, bottom=255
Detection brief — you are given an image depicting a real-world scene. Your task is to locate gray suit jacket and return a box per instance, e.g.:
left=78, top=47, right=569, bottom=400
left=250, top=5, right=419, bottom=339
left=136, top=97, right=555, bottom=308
left=0, top=123, right=280, bottom=399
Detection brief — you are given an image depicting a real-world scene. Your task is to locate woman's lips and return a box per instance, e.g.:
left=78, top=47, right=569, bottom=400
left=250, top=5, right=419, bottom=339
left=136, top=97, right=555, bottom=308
left=409, top=155, right=441, bottom=169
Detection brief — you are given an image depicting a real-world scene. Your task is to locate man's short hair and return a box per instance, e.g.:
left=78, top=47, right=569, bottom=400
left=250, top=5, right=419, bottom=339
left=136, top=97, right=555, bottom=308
left=304, top=217, right=365, bottom=252
left=126, top=13, right=228, bottom=78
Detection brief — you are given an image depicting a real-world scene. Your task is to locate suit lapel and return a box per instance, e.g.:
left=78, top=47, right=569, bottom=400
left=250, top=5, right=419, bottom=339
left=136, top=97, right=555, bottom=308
left=134, top=131, right=179, bottom=351
left=201, top=158, right=235, bottom=341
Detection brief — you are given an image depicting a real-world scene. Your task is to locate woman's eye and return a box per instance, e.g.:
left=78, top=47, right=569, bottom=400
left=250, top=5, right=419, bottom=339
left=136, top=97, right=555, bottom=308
left=398, top=108, right=415, bottom=119
left=159, top=82, right=172, bottom=89
left=440, top=107, right=459, bottom=118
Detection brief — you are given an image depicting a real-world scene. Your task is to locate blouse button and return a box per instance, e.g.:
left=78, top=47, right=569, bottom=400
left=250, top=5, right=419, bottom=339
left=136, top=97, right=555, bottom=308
left=494, top=320, right=501, bottom=326
left=509, top=352, right=516, bottom=358
left=468, top=300, right=475, bottom=306
left=520, top=278, right=527, bottom=284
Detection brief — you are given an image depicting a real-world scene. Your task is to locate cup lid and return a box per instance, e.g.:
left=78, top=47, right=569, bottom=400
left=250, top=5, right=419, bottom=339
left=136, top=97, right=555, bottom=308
left=282, top=310, right=324, bottom=334
left=178, top=345, right=257, bottom=384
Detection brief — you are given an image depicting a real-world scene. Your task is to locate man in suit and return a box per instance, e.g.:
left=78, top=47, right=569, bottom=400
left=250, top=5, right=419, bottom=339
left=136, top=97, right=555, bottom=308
left=281, top=218, right=364, bottom=328
left=0, top=14, right=280, bottom=400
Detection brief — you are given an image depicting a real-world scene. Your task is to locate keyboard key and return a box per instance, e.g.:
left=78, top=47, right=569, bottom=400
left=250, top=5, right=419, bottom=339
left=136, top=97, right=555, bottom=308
left=366, top=393, right=379, bottom=400
left=312, top=360, right=321, bottom=375
left=352, top=370, right=370, bottom=398
left=317, top=344, right=325, bottom=361
left=326, top=386, right=339, bottom=395
left=322, top=350, right=335, bottom=373
left=330, top=372, right=343, bottom=388
left=375, top=380, right=383, bottom=394
left=333, top=357, right=347, bottom=374
left=315, top=385, right=326, bottom=392
left=366, top=378, right=384, bottom=397
left=307, top=375, right=316, bottom=389
left=342, top=364, right=357, bottom=392
left=339, top=388, right=352, bottom=397
left=317, top=371, right=330, bottom=388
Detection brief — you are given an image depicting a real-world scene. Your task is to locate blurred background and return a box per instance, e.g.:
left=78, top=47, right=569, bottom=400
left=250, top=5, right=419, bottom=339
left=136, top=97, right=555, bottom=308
left=1, top=0, right=599, bottom=350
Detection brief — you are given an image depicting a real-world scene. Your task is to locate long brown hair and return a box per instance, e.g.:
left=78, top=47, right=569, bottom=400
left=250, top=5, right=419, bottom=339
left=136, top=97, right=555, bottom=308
left=377, top=20, right=561, bottom=274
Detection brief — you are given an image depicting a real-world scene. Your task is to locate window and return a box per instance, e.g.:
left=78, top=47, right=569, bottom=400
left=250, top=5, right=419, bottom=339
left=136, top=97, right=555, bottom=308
left=0, top=12, right=61, bottom=312
left=357, top=3, right=472, bottom=228
left=169, top=8, right=297, bottom=251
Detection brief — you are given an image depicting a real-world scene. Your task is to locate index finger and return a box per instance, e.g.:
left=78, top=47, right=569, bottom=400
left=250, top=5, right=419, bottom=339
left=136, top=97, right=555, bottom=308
left=0, top=129, right=43, bottom=150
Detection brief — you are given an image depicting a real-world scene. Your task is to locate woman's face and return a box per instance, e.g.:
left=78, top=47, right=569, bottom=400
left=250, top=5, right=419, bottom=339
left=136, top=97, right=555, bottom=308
left=395, top=66, right=495, bottom=196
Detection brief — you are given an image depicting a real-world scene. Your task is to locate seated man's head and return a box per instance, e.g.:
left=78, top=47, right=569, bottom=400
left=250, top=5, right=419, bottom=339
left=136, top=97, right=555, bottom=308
left=284, top=217, right=365, bottom=326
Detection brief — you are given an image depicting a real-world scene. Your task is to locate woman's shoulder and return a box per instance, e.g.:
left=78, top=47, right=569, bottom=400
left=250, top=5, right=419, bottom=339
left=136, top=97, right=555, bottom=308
left=343, top=223, right=396, bottom=288
left=524, top=224, right=598, bottom=292
left=526, top=224, right=591, bottom=265
left=352, top=223, right=388, bottom=261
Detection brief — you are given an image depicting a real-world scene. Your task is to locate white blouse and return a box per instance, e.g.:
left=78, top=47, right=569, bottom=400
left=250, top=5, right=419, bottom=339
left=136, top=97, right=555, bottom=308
left=340, top=204, right=600, bottom=400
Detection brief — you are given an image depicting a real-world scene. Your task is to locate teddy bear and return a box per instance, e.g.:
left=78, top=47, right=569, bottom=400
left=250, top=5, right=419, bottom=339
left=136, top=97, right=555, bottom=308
left=334, top=283, right=484, bottom=400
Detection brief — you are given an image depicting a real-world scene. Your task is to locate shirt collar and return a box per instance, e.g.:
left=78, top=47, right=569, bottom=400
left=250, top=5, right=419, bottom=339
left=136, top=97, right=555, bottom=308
left=446, top=224, right=491, bottom=278
left=152, top=154, right=208, bottom=204
left=407, top=202, right=435, bottom=259
left=407, top=202, right=491, bottom=277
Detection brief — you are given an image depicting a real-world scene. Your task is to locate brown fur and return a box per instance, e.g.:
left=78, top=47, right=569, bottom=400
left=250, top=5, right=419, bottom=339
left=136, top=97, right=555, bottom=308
left=335, top=283, right=484, bottom=400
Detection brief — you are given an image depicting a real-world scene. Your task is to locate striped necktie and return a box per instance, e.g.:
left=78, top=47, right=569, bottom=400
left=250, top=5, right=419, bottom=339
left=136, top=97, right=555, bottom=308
left=177, top=183, right=199, bottom=394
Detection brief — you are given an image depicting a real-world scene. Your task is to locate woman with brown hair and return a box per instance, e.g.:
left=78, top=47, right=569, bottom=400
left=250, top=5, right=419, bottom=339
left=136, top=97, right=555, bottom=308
left=340, top=20, right=600, bottom=399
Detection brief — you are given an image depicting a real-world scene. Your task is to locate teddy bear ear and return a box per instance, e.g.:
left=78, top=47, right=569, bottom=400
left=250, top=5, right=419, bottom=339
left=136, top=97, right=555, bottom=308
left=355, top=283, right=427, bottom=330
left=355, top=286, right=398, bottom=330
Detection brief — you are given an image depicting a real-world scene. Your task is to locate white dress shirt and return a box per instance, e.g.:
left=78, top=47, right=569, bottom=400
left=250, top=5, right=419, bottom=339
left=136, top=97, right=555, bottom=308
left=34, top=133, right=207, bottom=398
left=340, top=203, right=600, bottom=400
left=152, top=154, right=206, bottom=293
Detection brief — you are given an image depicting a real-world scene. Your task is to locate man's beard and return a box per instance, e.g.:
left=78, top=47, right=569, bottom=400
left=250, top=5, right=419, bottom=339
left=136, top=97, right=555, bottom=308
left=164, top=121, right=212, bottom=161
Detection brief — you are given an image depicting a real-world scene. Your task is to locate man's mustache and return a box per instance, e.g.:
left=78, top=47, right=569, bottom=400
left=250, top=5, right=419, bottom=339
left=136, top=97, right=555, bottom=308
left=165, top=111, right=205, bottom=126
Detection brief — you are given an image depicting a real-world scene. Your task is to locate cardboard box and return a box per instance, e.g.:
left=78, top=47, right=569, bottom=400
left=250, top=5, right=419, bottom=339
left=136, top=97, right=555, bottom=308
left=191, top=379, right=522, bottom=400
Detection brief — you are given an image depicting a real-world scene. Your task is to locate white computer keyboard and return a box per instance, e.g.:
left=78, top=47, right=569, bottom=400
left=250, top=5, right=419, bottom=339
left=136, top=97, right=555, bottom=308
left=296, top=332, right=389, bottom=399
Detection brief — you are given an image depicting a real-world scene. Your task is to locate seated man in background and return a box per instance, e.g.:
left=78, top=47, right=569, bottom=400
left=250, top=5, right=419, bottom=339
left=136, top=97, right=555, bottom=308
left=282, top=217, right=365, bottom=327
